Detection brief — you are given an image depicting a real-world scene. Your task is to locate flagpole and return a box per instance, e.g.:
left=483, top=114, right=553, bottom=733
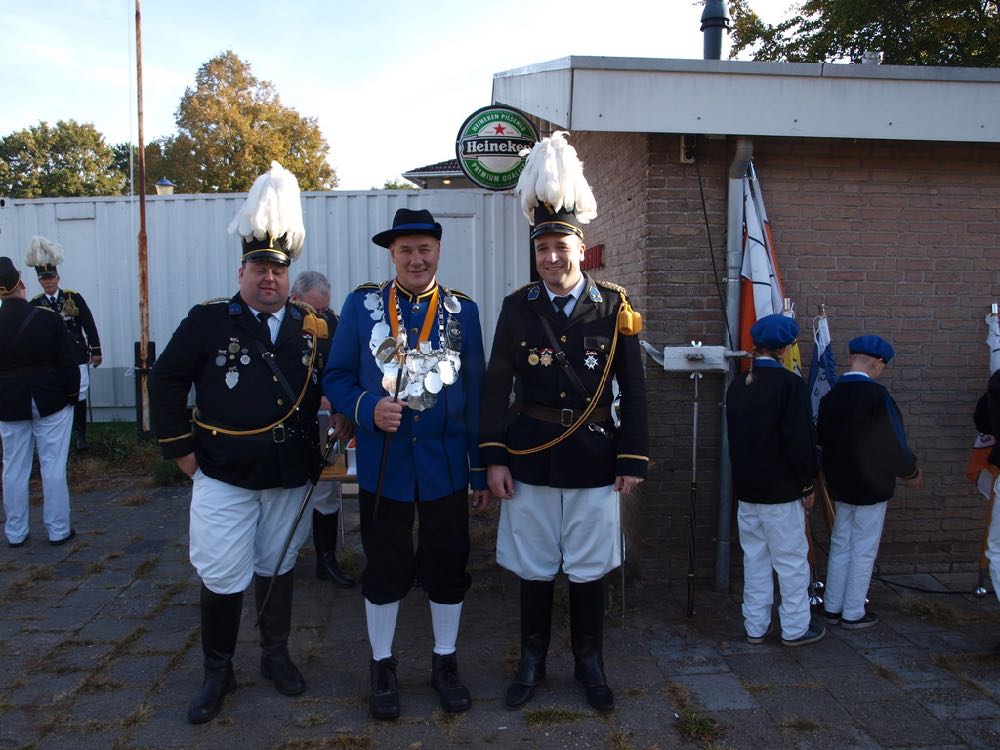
left=134, top=0, right=153, bottom=439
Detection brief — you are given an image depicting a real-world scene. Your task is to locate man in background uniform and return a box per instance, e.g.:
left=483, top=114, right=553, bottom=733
left=818, top=335, right=923, bottom=630
left=150, top=162, right=327, bottom=724
left=0, top=256, right=80, bottom=546
left=324, top=208, right=489, bottom=720
left=26, top=236, right=102, bottom=451
left=291, top=269, right=356, bottom=587
left=479, top=132, right=648, bottom=714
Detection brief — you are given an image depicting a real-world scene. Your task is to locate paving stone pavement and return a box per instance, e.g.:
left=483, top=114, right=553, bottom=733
left=1, top=478, right=999, bottom=750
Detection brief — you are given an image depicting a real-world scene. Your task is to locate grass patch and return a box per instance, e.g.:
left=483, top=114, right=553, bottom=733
left=79, top=674, right=124, bottom=693
left=292, top=711, right=330, bottom=728
left=120, top=491, right=149, bottom=507
left=133, top=556, right=160, bottom=579
left=900, top=596, right=962, bottom=627
left=872, top=664, right=901, bottom=685
left=86, top=560, right=107, bottom=575
left=523, top=706, right=588, bottom=728
left=676, top=709, right=723, bottom=745
left=0, top=560, right=16, bottom=573
left=8, top=564, right=55, bottom=594
left=151, top=457, right=187, bottom=486
left=274, top=738, right=374, bottom=750
left=66, top=421, right=181, bottom=487
left=608, top=729, right=636, bottom=750
left=782, top=717, right=821, bottom=731
left=119, top=700, right=152, bottom=728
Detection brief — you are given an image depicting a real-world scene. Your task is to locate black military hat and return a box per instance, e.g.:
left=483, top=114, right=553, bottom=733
left=372, top=208, right=443, bottom=248
left=530, top=203, right=585, bottom=240
left=25, top=236, right=63, bottom=278
left=240, top=233, right=296, bottom=266
left=0, top=256, right=21, bottom=296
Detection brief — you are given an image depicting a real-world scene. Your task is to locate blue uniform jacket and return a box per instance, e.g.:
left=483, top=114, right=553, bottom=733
left=323, top=280, right=487, bottom=502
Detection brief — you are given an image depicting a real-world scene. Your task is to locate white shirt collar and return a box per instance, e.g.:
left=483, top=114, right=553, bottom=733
left=543, top=275, right=587, bottom=303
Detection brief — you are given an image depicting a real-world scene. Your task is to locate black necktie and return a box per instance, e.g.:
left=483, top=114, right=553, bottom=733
left=256, top=311, right=272, bottom=340
left=553, top=295, right=572, bottom=319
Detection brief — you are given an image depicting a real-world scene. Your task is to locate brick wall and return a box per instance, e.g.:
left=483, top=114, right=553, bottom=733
left=571, top=131, right=1000, bottom=583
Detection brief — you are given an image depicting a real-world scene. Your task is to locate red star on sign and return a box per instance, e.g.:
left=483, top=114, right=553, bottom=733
left=493, top=124, right=507, bottom=134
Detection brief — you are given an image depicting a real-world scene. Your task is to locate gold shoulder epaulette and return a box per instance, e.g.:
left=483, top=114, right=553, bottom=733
left=513, top=281, right=538, bottom=295
left=62, top=288, right=77, bottom=294
left=31, top=293, right=44, bottom=301
left=200, top=297, right=229, bottom=306
left=353, top=282, right=381, bottom=293
left=290, top=299, right=317, bottom=316
left=36, top=305, right=57, bottom=314
left=596, top=280, right=629, bottom=300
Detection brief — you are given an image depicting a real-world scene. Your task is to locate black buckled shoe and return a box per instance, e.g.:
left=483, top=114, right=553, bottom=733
left=49, top=529, right=76, bottom=546
left=431, top=652, right=471, bottom=713
left=369, top=656, right=401, bottom=720
left=187, top=665, right=237, bottom=724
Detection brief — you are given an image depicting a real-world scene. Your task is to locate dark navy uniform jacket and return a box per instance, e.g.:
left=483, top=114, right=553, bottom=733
left=31, top=289, right=101, bottom=365
left=479, top=274, right=648, bottom=488
left=0, top=299, right=81, bottom=421
left=818, top=373, right=919, bottom=505
left=149, top=294, right=324, bottom=490
left=726, top=359, right=817, bottom=504
left=323, top=280, right=487, bottom=502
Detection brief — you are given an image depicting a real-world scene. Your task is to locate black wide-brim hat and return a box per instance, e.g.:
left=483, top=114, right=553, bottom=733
left=530, top=204, right=585, bottom=240
left=0, top=256, right=21, bottom=295
left=241, top=234, right=293, bottom=266
left=372, top=208, right=442, bottom=249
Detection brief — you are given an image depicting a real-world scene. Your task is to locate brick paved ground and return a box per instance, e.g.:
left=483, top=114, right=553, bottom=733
left=1, top=477, right=999, bottom=749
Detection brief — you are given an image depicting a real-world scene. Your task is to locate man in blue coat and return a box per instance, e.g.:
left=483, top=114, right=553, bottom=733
left=324, top=208, right=489, bottom=720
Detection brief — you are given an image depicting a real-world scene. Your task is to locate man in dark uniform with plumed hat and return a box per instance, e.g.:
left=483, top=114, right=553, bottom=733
left=726, top=313, right=825, bottom=647
left=150, top=162, right=339, bottom=724
left=479, top=132, right=648, bottom=714
left=0, top=256, right=80, bottom=547
left=26, top=236, right=102, bottom=451
left=818, top=334, right=923, bottom=630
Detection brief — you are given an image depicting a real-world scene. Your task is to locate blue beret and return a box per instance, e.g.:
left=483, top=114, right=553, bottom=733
left=750, top=314, right=799, bottom=349
left=849, top=334, right=894, bottom=363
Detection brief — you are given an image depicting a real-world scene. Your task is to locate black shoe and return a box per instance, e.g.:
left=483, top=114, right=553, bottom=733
left=823, top=610, right=842, bottom=625
left=313, top=509, right=356, bottom=587
left=369, top=656, right=400, bottom=720
left=570, top=580, right=614, bottom=714
left=431, top=652, right=471, bottom=713
left=261, top=650, right=306, bottom=696
left=576, top=679, right=615, bottom=714
left=841, top=612, right=878, bottom=630
left=75, top=434, right=88, bottom=452
left=8, top=534, right=29, bottom=548
left=73, top=402, right=89, bottom=451
left=49, top=529, right=76, bottom=546
left=187, top=666, right=236, bottom=724
left=506, top=578, right=555, bottom=709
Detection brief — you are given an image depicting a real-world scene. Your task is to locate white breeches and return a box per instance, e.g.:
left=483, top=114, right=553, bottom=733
left=824, top=501, right=887, bottom=621
left=986, top=474, right=1000, bottom=605
left=310, top=479, right=342, bottom=515
left=189, top=471, right=311, bottom=594
left=496, top=481, right=621, bottom=583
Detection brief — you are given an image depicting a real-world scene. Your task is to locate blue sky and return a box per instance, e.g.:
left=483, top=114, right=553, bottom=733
left=2, top=0, right=791, bottom=189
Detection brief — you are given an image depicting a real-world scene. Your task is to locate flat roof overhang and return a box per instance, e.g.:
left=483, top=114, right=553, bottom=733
left=492, top=57, right=1000, bottom=143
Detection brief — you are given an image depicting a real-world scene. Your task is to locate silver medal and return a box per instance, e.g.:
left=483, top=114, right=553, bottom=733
left=371, top=321, right=390, bottom=342
left=424, top=370, right=442, bottom=394
left=438, top=359, right=456, bottom=385
left=444, top=295, right=461, bottom=314
left=215, top=354, right=226, bottom=367
left=225, top=370, right=239, bottom=389
left=375, top=337, right=399, bottom=365
left=421, top=391, right=437, bottom=409
left=363, top=293, right=381, bottom=311
left=240, top=354, right=251, bottom=365
left=406, top=380, right=423, bottom=399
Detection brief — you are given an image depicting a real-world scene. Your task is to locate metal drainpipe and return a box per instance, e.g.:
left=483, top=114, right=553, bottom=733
left=714, top=137, right=753, bottom=591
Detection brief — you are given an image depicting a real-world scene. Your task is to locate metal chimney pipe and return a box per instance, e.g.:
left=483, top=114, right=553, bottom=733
left=701, top=0, right=731, bottom=60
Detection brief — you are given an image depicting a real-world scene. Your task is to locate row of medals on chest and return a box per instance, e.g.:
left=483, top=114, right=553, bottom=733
left=213, top=337, right=315, bottom=390
left=365, top=287, right=462, bottom=412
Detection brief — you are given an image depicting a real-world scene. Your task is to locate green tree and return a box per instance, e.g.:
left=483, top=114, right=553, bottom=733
left=730, top=0, right=1000, bottom=66
left=113, top=139, right=194, bottom=195
left=0, top=120, right=125, bottom=198
left=161, top=50, right=336, bottom=192
left=373, top=178, right=418, bottom=190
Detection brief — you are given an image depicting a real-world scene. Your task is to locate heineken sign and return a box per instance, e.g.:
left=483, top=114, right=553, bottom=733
left=455, top=105, right=538, bottom=191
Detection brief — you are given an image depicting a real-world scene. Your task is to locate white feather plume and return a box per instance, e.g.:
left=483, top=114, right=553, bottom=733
left=227, top=161, right=305, bottom=260
left=516, top=131, right=597, bottom=224
left=25, top=236, right=64, bottom=268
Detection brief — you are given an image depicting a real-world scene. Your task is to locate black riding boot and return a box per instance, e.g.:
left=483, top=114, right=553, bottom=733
left=187, top=585, right=242, bottom=724
left=313, top=509, right=355, bottom=587
left=569, top=579, right=614, bottom=713
left=505, top=578, right=555, bottom=709
left=73, top=400, right=88, bottom=451
left=254, top=571, right=306, bottom=696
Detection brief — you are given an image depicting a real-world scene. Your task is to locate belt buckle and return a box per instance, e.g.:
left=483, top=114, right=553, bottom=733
left=272, top=424, right=286, bottom=443
left=560, top=408, right=574, bottom=427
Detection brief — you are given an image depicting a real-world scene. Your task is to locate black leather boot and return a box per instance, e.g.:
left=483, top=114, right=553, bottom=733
left=187, top=585, right=242, bottom=724
left=254, top=571, right=306, bottom=696
left=369, top=656, right=401, bottom=720
left=73, top=400, right=88, bottom=451
left=570, top=579, right=614, bottom=713
left=431, top=652, right=471, bottom=712
left=505, top=578, right=555, bottom=709
left=313, top=509, right=355, bottom=587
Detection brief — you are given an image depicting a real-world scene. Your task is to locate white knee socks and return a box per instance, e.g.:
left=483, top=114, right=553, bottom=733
left=365, top=598, right=400, bottom=660
left=430, top=601, right=463, bottom=655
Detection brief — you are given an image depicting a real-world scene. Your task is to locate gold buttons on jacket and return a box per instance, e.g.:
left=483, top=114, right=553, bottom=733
left=560, top=335, right=567, bottom=343
left=560, top=392, right=566, bottom=398
left=277, top=398, right=284, bottom=406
